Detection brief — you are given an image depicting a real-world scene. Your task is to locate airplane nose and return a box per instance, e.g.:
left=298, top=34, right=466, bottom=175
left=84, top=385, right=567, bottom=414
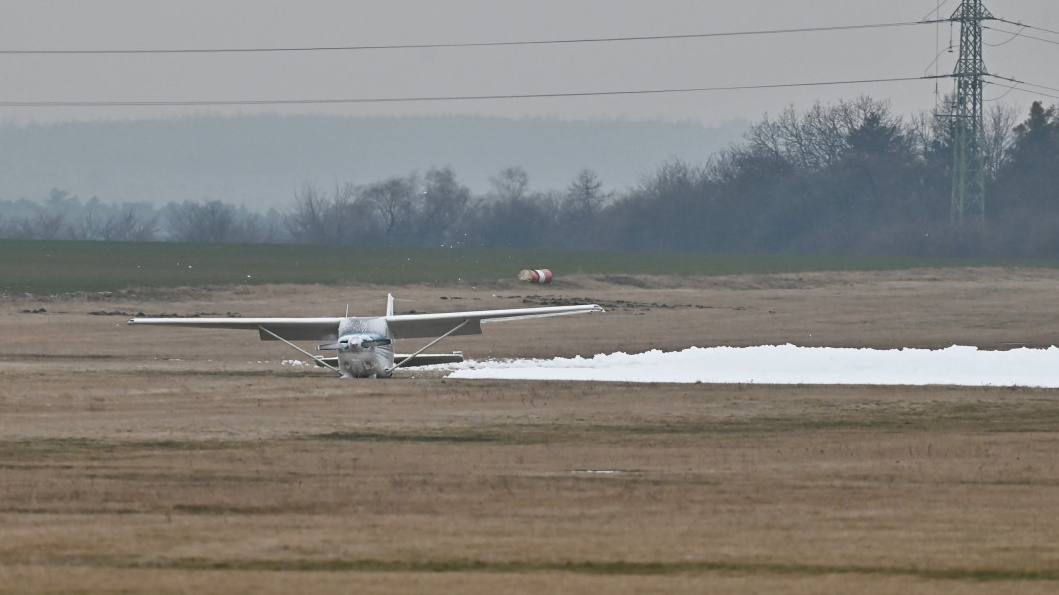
left=318, top=335, right=390, bottom=351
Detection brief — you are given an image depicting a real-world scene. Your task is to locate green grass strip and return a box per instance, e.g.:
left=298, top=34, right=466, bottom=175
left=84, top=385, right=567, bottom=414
left=3, top=238, right=1052, bottom=293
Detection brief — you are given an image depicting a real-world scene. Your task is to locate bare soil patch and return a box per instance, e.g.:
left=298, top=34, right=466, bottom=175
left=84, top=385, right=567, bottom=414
left=2, top=268, right=1059, bottom=594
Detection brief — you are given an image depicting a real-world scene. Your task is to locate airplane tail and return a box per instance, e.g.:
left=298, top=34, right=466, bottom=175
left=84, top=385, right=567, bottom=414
left=386, top=293, right=395, bottom=317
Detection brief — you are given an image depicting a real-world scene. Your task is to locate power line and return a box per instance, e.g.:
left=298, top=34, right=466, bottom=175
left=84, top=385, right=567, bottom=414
left=984, top=25, right=1059, bottom=48
left=0, top=11, right=1044, bottom=110
left=983, top=25, right=1027, bottom=47
left=992, top=17, right=1059, bottom=39
left=0, top=76, right=937, bottom=108
left=986, top=74, right=1059, bottom=98
left=985, top=79, right=1059, bottom=102
left=0, top=21, right=932, bottom=55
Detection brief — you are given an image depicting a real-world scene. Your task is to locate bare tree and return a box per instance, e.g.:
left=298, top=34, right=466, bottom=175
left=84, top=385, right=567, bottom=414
left=100, top=209, right=158, bottom=241
left=746, top=97, right=901, bottom=172
left=236, top=208, right=284, bottom=244
left=19, top=209, right=68, bottom=239
left=166, top=200, right=236, bottom=243
left=416, top=167, right=470, bottom=245
left=286, top=182, right=331, bottom=243
left=488, top=166, right=530, bottom=202
left=362, top=175, right=418, bottom=242
left=983, top=103, right=1019, bottom=179
left=325, top=181, right=362, bottom=244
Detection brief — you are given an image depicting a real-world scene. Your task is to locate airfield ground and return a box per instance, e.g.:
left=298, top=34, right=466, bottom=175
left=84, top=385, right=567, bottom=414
left=2, top=268, right=1059, bottom=594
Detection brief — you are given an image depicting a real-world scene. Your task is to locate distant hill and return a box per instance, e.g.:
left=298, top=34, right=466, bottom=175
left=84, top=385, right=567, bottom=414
left=0, top=115, right=746, bottom=209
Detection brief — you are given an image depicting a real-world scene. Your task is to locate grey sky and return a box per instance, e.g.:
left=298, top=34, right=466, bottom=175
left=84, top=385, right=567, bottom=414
left=0, top=0, right=1055, bottom=126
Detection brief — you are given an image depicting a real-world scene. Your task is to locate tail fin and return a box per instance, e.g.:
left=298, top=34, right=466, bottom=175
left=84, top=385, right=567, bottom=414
left=386, top=293, right=395, bottom=317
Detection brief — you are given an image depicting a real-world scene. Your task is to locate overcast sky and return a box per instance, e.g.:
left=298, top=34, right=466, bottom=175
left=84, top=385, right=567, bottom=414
left=0, top=0, right=1055, bottom=126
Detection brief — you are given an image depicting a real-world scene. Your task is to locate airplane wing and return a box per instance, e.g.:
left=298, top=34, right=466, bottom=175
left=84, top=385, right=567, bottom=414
left=385, top=304, right=604, bottom=339
left=128, top=304, right=604, bottom=341
left=125, top=317, right=344, bottom=341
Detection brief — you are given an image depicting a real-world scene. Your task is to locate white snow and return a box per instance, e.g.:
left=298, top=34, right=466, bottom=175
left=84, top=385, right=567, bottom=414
left=439, top=345, right=1059, bottom=387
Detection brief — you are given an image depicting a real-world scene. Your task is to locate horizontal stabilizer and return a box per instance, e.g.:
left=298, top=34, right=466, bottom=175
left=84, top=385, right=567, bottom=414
left=395, top=352, right=465, bottom=367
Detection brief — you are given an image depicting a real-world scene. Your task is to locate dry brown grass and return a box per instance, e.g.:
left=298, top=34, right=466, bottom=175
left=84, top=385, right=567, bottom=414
left=2, top=268, right=1059, bottom=593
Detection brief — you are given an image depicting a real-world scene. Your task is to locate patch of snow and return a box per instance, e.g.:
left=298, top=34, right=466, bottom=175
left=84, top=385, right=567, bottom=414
left=439, top=345, right=1059, bottom=387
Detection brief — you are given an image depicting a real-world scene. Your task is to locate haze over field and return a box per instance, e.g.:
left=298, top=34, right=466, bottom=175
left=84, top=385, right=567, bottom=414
left=0, top=116, right=746, bottom=207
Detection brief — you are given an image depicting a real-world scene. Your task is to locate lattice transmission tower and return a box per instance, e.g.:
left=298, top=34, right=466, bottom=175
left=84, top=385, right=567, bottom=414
left=949, top=0, right=993, bottom=224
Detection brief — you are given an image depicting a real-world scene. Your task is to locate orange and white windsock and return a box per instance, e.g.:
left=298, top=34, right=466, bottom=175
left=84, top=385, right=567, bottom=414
left=518, top=268, right=553, bottom=283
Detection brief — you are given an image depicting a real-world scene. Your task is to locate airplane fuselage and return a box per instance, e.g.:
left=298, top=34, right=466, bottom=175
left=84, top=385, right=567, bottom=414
left=327, top=318, right=395, bottom=378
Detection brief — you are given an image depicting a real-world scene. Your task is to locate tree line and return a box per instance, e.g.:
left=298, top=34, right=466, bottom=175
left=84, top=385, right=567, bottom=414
left=2, top=97, right=1057, bottom=257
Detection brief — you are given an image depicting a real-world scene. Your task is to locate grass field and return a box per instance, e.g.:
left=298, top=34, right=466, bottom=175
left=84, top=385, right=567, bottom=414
left=2, top=373, right=1058, bottom=595
left=3, top=254, right=1059, bottom=593
left=1, top=238, right=1048, bottom=293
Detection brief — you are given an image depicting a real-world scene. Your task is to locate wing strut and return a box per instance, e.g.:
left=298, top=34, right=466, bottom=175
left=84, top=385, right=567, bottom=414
left=386, top=319, right=469, bottom=374
left=257, top=325, right=340, bottom=372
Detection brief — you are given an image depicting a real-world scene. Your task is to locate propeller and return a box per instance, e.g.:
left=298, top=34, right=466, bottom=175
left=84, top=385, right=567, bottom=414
left=318, top=336, right=392, bottom=351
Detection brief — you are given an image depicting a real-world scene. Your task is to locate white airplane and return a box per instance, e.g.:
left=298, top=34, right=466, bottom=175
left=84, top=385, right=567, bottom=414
left=127, top=294, right=604, bottom=378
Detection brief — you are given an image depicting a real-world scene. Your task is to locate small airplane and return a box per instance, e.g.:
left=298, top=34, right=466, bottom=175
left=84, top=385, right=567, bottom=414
left=127, top=294, right=604, bottom=378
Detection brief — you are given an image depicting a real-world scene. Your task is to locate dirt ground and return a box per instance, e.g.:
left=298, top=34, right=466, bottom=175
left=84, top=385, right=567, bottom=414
left=2, top=268, right=1059, bottom=594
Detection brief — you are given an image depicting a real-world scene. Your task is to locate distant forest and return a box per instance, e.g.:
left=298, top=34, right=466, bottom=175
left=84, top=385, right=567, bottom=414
left=2, top=97, right=1058, bottom=258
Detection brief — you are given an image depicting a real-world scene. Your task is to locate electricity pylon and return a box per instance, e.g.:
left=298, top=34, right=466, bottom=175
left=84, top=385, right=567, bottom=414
left=950, top=0, right=993, bottom=224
